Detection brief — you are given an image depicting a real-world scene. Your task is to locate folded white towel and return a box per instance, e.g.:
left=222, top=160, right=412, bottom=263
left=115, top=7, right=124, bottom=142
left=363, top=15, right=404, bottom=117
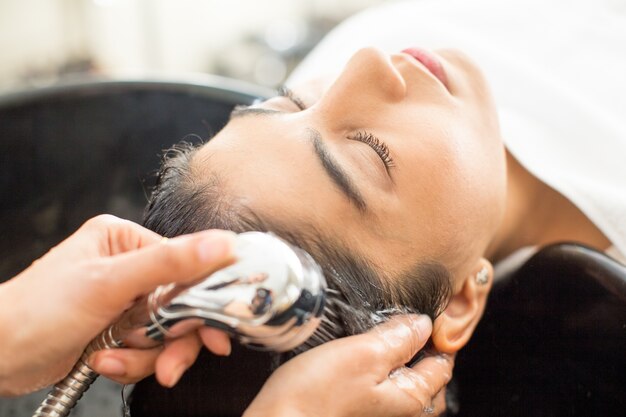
left=288, top=0, right=626, bottom=260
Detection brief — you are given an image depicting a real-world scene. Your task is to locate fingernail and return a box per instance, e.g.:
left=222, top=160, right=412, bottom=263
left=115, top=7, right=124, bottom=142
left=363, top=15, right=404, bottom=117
left=95, top=356, right=126, bottom=376
left=411, top=315, right=432, bottom=340
left=196, top=231, right=236, bottom=263
left=167, top=364, right=188, bottom=387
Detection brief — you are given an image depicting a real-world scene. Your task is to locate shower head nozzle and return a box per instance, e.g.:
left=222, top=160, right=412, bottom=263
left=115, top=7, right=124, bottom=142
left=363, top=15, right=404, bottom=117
left=146, top=232, right=327, bottom=352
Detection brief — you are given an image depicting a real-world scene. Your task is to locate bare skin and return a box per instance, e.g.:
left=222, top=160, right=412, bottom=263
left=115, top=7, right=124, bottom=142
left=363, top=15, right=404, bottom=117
left=198, top=47, right=507, bottom=283
left=196, top=47, right=610, bottom=279
left=193, top=47, right=611, bottom=355
left=488, top=152, right=611, bottom=262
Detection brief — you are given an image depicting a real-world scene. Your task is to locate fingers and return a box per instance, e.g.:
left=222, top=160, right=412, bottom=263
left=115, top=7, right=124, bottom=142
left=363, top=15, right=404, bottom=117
left=90, top=329, right=233, bottom=387
left=90, top=346, right=162, bottom=385
left=155, top=333, right=203, bottom=388
left=384, top=353, right=454, bottom=413
left=82, top=214, right=162, bottom=255
left=93, top=334, right=203, bottom=387
left=199, top=327, right=232, bottom=356
left=364, top=314, right=432, bottom=369
left=429, top=388, right=448, bottom=416
left=410, top=352, right=454, bottom=391
left=102, top=229, right=237, bottom=305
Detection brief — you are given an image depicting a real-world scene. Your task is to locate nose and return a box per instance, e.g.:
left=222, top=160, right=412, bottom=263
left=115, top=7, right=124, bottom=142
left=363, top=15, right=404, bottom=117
left=317, top=48, right=406, bottom=122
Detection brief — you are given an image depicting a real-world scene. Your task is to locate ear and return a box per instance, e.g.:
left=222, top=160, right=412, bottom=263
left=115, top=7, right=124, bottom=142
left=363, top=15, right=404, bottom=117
left=431, top=258, right=493, bottom=354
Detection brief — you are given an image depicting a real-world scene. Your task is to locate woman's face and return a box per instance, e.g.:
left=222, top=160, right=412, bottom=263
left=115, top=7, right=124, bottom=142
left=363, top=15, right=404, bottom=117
left=196, top=47, right=507, bottom=280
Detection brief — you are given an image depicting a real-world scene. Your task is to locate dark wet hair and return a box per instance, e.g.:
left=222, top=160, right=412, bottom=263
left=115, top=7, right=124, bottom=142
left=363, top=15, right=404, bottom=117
left=130, top=141, right=453, bottom=417
left=143, top=141, right=452, bottom=352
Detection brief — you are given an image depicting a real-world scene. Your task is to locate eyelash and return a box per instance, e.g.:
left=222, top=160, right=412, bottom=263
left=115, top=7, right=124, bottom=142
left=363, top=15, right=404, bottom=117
left=277, top=86, right=395, bottom=171
left=348, top=131, right=395, bottom=170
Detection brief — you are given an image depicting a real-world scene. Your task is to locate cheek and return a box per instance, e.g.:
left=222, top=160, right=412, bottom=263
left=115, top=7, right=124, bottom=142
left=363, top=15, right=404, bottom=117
left=394, top=109, right=465, bottom=203
left=434, top=117, right=506, bottom=254
left=390, top=132, right=465, bottom=251
left=451, top=104, right=506, bottom=203
left=392, top=109, right=503, bottom=252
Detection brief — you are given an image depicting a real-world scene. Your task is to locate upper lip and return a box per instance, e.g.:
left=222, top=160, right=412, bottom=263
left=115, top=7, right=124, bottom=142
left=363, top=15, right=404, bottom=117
left=398, top=48, right=450, bottom=92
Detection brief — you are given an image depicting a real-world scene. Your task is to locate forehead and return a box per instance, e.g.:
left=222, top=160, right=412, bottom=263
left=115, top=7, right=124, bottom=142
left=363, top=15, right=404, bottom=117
left=194, top=116, right=364, bottom=237
left=193, top=116, right=435, bottom=275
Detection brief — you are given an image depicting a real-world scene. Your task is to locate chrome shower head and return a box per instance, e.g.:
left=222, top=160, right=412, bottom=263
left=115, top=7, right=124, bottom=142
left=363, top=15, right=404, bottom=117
left=144, top=231, right=327, bottom=352
left=33, top=232, right=327, bottom=417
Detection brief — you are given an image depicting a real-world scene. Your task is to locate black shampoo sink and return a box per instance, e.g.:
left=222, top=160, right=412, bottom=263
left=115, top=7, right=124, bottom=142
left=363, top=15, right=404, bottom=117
left=0, top=77, right=268, bottom=280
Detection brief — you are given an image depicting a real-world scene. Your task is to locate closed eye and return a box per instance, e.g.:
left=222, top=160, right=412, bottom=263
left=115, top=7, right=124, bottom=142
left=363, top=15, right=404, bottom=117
left=348, top=131, right=395, bottom=173
left=278, top=86, right=394, bottom=174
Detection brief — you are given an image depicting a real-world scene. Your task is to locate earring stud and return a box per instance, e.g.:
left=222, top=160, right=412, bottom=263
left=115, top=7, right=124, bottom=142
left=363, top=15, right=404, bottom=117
left=476, top=266, right=489, bottom=285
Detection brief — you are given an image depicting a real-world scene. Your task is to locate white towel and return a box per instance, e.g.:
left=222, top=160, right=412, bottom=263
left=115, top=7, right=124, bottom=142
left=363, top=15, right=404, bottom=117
left=288, top=0, right=626, bottom=260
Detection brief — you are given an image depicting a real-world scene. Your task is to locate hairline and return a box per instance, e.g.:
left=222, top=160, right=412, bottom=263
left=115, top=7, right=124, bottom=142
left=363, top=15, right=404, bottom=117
left=149, top=141, right=452, bottom=322
left=192, top=149, right=451, bottom=319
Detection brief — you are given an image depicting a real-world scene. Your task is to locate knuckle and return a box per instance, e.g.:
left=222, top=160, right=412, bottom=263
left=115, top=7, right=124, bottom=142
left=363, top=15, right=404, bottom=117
left=84, top=214, right=119, bottom=229
left=434, top=354, right=454, bottom=374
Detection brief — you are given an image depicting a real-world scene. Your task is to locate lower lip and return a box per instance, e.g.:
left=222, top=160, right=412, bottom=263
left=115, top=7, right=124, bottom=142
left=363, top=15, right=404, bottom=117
left=401, top=47, right=449, bottom=88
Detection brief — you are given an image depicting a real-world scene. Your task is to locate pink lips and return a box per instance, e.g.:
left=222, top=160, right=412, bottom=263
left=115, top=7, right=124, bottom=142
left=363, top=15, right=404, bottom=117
left=401, top=47, right=448, bottom=88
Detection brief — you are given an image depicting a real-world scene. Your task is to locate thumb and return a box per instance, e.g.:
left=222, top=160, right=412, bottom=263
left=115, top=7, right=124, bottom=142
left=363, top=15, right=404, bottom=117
left=363, top=314, right=432, bottom=369
left=101, top=230, right=237, bottom=306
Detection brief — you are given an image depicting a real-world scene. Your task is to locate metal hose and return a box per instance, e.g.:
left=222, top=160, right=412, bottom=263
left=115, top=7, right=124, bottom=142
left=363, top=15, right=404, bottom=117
left=32, top=328, right=122, bottom=417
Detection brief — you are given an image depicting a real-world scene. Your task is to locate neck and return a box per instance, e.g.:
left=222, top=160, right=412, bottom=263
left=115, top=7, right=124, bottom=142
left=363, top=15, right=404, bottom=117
left=485, top=151, right=610, bottom=263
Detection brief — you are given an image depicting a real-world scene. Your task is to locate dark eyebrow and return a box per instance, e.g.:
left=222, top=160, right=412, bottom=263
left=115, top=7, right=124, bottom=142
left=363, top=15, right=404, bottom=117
left=228, top=104, right=368, bottom=212
left=308, top=129, right=367, bottom=213
left=229, top=106, right=282, bottom=120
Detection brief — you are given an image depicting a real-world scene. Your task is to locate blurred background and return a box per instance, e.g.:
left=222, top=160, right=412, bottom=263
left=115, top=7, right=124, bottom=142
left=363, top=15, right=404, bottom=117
left=0, top=0, right=399, bottom=92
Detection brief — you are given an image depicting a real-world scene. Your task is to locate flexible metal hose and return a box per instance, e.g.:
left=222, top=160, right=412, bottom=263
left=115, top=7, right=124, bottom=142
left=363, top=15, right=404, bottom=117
left=32, top=328, right=122, bottom=417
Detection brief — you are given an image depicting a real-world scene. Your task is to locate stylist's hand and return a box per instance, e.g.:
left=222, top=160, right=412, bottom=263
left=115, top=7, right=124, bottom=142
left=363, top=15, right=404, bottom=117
left=245, top=315, right=453, bottom=417
left=0, top=215, right=234, bottom=396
